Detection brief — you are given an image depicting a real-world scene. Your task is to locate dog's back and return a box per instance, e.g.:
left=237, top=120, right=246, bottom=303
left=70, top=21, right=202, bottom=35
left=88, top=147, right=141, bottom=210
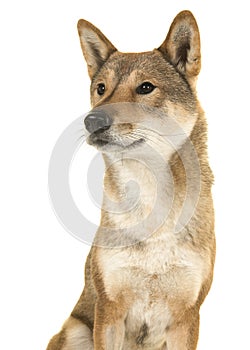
left=47, top=11, right=215, bottom=350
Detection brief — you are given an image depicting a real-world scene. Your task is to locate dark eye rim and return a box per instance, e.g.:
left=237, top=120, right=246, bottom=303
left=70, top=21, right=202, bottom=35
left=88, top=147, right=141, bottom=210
left=97, top=83, right=106, bottom=96
left=136, top=82, right=156, bottom=95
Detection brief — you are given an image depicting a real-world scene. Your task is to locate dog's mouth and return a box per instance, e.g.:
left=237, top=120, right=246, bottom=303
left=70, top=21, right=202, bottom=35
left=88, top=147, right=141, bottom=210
left=87, top=130, right=145, bottom=151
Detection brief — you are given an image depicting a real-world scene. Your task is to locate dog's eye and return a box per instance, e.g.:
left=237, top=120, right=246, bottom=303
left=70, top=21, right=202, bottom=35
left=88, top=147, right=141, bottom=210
left=136, top=82, right=156, bottom=95
left=97, top=83, right=106, bottom=96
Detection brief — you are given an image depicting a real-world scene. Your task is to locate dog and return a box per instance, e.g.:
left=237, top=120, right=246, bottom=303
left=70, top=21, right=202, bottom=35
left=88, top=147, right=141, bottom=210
left=46, top=10, right=215, bottom=350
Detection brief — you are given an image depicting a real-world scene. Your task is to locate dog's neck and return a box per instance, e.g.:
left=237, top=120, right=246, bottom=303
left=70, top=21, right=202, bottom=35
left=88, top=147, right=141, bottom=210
left=93, top=135, right=203, bottom=248
left=95, top=147, right=176, bottom=247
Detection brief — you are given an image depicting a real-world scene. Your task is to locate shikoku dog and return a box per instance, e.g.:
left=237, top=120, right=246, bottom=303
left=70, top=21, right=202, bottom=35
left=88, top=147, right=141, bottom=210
left=47, top=10, right=215, bottom=350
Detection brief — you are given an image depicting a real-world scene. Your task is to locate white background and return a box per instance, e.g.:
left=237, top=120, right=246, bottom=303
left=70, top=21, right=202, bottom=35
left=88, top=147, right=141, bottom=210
left=1, top=0, right=250, bottom=349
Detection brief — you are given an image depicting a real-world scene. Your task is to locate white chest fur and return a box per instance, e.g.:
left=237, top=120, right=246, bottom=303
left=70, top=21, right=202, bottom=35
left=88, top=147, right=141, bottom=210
left=97, top=231, right=208, bottom=347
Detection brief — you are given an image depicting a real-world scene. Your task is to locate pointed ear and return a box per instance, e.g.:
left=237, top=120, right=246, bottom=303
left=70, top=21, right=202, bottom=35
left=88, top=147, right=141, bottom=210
left=158, top=11, right=201, bottom=86
left=77, top=19, right=117, bottom=79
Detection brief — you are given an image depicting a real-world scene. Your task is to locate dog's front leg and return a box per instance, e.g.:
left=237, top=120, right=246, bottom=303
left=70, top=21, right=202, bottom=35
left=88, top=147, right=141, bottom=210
left=167, top=308, right=200, bottom=350
left=94, top=299, right=126, bottom=350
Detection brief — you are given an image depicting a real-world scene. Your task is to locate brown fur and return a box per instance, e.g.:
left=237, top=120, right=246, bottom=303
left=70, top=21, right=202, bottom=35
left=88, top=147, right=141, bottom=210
left=47, top=10, right=215, bottom=350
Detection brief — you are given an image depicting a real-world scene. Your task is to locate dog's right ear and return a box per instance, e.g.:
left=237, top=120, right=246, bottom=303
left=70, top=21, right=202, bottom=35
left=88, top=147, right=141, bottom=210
left=77, top=20, right=117, bottom=79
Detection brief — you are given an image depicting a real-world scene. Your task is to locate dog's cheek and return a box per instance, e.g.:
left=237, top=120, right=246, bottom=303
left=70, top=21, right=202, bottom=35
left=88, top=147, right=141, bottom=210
left=135, top=90, right=165, bottom=109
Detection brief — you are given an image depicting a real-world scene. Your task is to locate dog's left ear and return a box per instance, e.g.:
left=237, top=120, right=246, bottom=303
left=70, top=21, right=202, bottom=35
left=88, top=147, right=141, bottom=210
left=77, top=19, right=117, bottom=79
left=158, top=11, right=201, bottom=87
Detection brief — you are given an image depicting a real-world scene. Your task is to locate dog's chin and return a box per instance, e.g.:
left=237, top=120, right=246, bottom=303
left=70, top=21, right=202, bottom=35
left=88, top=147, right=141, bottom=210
left=87, top=134, right=145, bottom=152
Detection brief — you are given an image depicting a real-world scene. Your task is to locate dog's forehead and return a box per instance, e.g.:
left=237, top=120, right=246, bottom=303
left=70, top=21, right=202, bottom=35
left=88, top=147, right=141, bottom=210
left=98, top=50, right=175, bottom=79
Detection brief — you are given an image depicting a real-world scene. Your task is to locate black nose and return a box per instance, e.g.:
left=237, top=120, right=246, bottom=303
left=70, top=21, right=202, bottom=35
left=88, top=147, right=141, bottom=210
left=84, top=110, right=112, bottom=134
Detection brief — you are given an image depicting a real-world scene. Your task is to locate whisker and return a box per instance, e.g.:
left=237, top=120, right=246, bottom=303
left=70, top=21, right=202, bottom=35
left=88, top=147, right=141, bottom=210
left=130, top=129, right=164, bottom=143
left=133, top=125, right=187, bottom=137
left=126, top=132, right=160, bottom=148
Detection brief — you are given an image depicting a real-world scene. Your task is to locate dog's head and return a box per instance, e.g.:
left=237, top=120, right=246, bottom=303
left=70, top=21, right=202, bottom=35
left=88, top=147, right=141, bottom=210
left=78, top=11, right=201, bottom=156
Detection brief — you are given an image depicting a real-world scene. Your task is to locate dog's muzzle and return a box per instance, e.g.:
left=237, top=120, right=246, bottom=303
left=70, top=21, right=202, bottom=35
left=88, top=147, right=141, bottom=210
left=84, top=110, right=112, bottom=134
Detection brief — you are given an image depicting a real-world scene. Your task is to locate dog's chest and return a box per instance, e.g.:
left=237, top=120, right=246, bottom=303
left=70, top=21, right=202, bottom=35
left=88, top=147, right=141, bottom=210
left=97, top=234, right=206, bottom=323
